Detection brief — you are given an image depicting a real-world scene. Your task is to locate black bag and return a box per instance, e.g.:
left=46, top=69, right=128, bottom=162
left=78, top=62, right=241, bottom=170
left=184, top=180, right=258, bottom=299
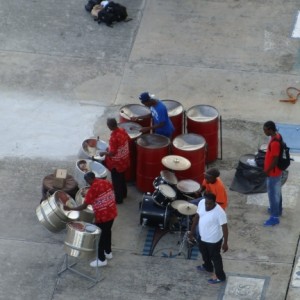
left=97, top=1, right=128, bottom=26
left=254, top=149, right=266, bottom=168
left=85, top=0, right=102, bottom=12
left=271, top=137, right=291, bottom=171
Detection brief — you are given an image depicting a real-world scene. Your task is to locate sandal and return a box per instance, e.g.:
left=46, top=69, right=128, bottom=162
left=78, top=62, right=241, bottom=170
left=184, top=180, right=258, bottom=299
left=208, top=278, right=225, bottom=284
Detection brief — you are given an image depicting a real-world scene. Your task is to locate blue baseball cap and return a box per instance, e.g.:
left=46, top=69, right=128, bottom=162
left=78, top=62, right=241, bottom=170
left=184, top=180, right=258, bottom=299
left=139, top=92, right=153, bottom=102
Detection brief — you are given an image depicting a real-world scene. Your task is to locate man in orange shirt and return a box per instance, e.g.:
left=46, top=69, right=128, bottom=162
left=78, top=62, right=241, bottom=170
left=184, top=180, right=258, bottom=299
left=100, top=118, right=130, bottom=204
left=200, top=168, right=228, bottom=210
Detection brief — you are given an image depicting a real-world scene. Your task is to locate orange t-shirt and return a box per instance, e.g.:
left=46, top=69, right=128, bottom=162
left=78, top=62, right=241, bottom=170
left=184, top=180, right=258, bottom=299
left=202, top=178, right=228, bottom=210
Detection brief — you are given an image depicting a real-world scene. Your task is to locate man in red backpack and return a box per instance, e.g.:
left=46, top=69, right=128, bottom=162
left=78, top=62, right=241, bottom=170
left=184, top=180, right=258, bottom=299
left=263, top=120, right=282, bottom=226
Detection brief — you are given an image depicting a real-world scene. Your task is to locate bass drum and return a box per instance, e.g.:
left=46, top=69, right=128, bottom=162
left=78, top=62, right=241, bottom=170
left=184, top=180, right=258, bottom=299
left=140, top=194, right=170, bottom=229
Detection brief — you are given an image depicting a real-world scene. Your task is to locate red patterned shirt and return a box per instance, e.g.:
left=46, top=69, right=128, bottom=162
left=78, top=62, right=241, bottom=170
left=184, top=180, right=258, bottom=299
left=84, top=179, right=117, bottom=223
left=105, top=127, right=130, bottom=173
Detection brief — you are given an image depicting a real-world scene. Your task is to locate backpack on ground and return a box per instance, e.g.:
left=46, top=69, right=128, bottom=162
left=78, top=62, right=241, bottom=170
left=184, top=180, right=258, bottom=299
left=270, top=136, right=291, bottom=170
left=85, top=0, right=102, bottom=12
left=97, top=2, right=129, bottom=27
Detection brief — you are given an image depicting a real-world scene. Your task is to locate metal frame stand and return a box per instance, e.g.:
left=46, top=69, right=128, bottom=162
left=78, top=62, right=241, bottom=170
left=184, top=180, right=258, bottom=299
left=57, top=235, right=103, bottom=288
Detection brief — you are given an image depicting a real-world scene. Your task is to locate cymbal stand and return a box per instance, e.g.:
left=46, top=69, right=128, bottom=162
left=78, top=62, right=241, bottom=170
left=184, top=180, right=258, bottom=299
left=177, top=215, right=197, bottom=258
left=57, top=235, right=103, bottom=288
left=177, top=215, right=189, bottom=255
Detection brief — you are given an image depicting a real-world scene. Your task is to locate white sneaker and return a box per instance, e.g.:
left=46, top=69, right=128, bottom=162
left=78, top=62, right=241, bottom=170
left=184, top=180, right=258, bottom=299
left=90, top=259, right=107, bottom=268
left=105, top=252, right=113, bottom=260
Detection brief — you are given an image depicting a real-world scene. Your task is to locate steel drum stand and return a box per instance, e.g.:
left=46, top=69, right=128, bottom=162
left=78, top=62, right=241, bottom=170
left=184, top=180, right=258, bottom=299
left=57, top=235, right=104, bottom=288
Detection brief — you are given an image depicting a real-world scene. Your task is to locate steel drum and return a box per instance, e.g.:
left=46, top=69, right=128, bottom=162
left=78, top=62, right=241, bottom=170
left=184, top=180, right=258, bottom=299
left=119, top=104, right=151, bottom=128
left=172, top=133, right=206, bottom=184
left=78, top=137, right=108, bottom=161
left=162, top=99, right=184, bottom=139
left=118, top=121, right=143, bottom=182
left=186, top=105, right=219, bottom=163
left=64, top=221, right=101, bottom=259
left=75, top=187, right=95, bottom=223
left=75, top=159, right=108, bottom=188
left=136, top=134, right=170, bottom=193
left=36, top=191, right=79, bottom=233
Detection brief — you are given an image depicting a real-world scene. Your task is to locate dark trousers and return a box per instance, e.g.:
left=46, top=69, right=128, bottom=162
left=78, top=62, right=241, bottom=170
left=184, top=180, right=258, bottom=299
left=111, top=168, right=127, bottom=203
left=95, top=219, right=114, bottom=261
left=199, top=238, right=226, bottom=281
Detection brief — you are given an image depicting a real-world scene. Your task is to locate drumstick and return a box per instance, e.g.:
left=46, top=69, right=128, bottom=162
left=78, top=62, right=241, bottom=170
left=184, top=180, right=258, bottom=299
left=120, top=110, right=143, bottom=121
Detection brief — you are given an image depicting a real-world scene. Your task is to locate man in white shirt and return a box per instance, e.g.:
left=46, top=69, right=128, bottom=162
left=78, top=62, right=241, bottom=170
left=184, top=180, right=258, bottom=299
left=189, top=192, right=228, bottom=284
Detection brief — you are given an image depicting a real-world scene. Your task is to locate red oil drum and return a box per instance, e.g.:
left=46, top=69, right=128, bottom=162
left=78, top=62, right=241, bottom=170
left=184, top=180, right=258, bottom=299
left=119, top=104, right=151, bottom=128
left=118, top=122, right=143, bottom=182
left=136, top=134, right=170, bottom=193
left=171, top=133, right=206, bottom=184
left=162, top=99, right=184, bottom=140
left=186, top=105, right=219, bottom=163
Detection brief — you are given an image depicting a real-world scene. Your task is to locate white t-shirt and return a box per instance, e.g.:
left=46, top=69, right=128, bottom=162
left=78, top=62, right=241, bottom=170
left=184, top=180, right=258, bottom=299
left=197, top=199, right=227, bottom=243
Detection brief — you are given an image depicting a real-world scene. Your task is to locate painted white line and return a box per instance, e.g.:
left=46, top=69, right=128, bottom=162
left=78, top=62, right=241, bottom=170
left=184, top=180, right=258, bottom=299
left=292, top=11, right=300, bottom=38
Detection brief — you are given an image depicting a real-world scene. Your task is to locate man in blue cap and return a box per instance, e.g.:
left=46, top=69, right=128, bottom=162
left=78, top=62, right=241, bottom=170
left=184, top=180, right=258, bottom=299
left=134, top=92, right=174, bottom=138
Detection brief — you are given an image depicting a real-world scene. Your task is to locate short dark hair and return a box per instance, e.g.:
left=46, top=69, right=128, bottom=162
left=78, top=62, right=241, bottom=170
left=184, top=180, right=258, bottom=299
left=84, top=171, right=95, bottom=182
left=107, top=118, right=118, bottom=128
left=263, top=121, right=277, bottom=132
left=204, top=192, right=216, bottom=202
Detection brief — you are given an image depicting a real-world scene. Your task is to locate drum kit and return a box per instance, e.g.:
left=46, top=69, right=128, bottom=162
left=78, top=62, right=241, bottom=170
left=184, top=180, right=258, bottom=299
left=140, top=154, right=201, bottom=232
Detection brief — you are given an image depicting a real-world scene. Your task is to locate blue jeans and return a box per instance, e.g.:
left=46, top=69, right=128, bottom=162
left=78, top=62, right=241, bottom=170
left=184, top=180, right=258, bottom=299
left=267, top=175, right=282, bottom=217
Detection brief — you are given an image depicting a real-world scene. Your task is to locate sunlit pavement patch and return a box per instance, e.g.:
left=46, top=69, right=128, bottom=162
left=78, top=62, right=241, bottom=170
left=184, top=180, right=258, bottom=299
left=220, top=274, right=269, bottom=300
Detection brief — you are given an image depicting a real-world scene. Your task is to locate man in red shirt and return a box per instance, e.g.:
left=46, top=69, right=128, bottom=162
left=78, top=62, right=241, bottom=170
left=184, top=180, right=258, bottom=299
left=64, top=172, right=117, bottom=267
left=100, top=118, right=130, bottom=204
left=263, top=120, right=282, bottom=226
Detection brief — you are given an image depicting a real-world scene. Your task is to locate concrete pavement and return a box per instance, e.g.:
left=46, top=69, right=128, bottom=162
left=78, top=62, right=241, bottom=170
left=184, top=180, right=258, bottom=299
left=0, top=0, right=300, bottom=299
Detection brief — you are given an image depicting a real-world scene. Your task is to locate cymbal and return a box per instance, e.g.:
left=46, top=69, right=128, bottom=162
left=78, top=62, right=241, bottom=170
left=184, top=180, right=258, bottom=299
left=161, top=155, right=191, bottom=171
left=176, top=203, right=197, bottom=216
left=171, top=200, right=189, bottom=210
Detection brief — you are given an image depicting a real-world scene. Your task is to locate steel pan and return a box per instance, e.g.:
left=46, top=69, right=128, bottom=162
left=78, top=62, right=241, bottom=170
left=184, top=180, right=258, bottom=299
left=162, top=99, right=184, bottom=139
left=136, top=134, right=170, bottom=192
left=186, top=105, right=219, bottom=163
left=119, top=104, right=151, bottom=128
left=172, top=133, right=206, bottom=184
left=78, top=137, right=108, bottom=161
left=64, top=221, right=101, bottom=259
left=75, top=159, right=108, bottom=188
left=118, top=121, right=143, bottom=182
left=36, top=191, right=79, bottom=233
left=75, top=187, right=95, bottom=223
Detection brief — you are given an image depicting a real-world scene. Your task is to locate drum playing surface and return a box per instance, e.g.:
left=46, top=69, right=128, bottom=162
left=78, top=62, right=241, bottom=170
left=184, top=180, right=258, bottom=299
left=176, top=179, right=200, bottom=194
left=160, top=170, right=178, bottom=185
